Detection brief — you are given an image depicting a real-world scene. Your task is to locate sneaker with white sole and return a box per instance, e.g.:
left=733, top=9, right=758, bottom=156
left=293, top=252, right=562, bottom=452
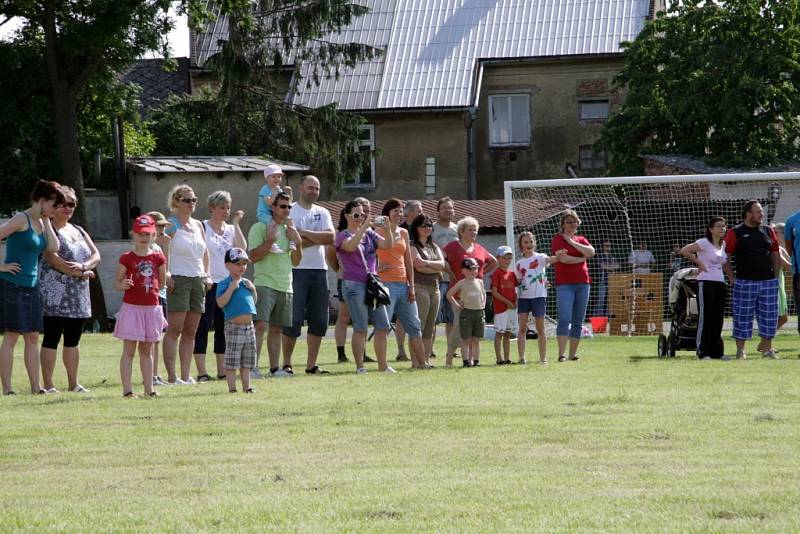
left=153, top=376, right=167, bottom=386
left=45, top=387, right=59, bottom=394
left=183, top=377, right=197, bottom=385
left=250, top=367, right=264, bottom=379
left=383, top=366, right=397, bottom=374
left=356, top=367, right=367, bottom=374
left=736, top=350, right=747, bottom=360
left=269, top=369, right=292, bottom=378
left=72, top=384, right=90, bottom=393
left=762, top=349, right=779, bottom=359
left=168, top=378, right=188, bottom=385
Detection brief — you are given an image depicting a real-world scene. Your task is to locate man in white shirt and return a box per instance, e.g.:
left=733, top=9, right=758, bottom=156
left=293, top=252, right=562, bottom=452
left=628, top=242, right=656, bottom=274
left=281, top=175, right=335, bottom=374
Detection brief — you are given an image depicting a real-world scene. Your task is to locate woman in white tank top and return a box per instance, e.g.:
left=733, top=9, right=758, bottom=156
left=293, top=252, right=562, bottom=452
left=163, top=185, right=211, bottom=384
left=193, top=191, right=247, bottom=382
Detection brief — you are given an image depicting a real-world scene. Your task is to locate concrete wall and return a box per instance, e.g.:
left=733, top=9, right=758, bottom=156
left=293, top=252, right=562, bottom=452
left=128, top=169, right=306, bottom=240
left=327, top=111, right=469, bottom=201
left=85, top=190, right=123, bottom=240
left=474, top=57, right=625, bottom=198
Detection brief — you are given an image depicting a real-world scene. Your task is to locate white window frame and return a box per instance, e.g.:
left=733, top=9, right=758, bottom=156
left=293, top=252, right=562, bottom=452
left=489, top=94, right=531, bottom=147
left=579, top=99, right=610, bottom=121
left=345, top=124, right=376, bottom=188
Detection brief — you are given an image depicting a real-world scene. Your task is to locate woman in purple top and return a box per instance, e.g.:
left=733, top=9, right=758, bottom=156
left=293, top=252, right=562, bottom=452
left=335, top=200, right=395, bottom=373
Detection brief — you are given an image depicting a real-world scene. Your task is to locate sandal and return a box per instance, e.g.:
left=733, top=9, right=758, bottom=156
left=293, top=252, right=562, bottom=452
left=245, top=387, right=255, bottom=394
left=147, top=391, right=160, bottom=398
left=229, top=389, right=238, bottom=393
left=569, top=355, right=580, bottom=361
left=216, top=374, right=227, bottom=380
left=197, top=374, right=212, bottom=382
left=123, top=391, right=137, bottom=398
left=36, top=389, right=48, bottom=395
left=305, top=366, right=330, bottom=375
left=3, top=390, right=15, bottom=396
left=557, top=356, right=566, bottom=362
left=282, top=365, right=294, bottom=375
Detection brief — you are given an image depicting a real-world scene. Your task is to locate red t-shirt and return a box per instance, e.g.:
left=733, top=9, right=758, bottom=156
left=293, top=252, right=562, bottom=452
left=491, top=268, right=518, bottom=314
left=551, top=234, right=591, bottom=285
left=119, top=251, right=166, bottom=305
left=443, top=241, right=493, bottom=283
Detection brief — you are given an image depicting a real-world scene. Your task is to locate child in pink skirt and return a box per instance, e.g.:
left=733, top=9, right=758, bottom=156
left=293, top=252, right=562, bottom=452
left=113, top=215, right=168, bottom=398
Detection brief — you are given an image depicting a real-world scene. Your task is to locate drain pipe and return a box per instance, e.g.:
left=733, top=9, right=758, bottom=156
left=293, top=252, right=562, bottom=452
left=466, top=106, right=479, bottom=199
left=565, top=162, right=578, bottom=178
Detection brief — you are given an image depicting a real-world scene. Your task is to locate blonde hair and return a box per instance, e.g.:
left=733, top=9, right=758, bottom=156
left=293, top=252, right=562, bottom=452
left=560, top=210, right=581, bottom=230
left=456, top=216, right=479, bottom=237
left=517, top=231, right=536, bottom=251
left=207, top=190, right=232, bottom=211
left=167, top=184, right=195, bottom=212
left=58, top=185, right=77, bottom=204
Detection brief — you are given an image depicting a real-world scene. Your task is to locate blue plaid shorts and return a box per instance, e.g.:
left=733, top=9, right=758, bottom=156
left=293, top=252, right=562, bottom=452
left=732, top=278, right=779, bottom=340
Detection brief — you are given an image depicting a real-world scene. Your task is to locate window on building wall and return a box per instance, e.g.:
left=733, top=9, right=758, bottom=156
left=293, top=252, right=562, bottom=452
left=579, top=100, right=610, bottom=120
left=489, top=94, right=530, bottom=146
left=579, top=145, right=607, bottom=172
left=345, top=125, right=375, bottom=187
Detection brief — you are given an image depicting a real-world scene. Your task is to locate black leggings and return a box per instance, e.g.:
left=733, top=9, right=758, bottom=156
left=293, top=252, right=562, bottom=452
left=697, top=281, right=726, bottom=358
left=42, top=316, right=85, bottom=349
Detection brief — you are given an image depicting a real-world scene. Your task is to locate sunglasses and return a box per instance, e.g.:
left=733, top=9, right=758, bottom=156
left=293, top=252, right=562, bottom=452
left=276, top=204, right=291, bottom=210
left=350, top=213, right=363, bottom=219
left=180, top=198, right=197, bottom=204
left=59, top=202, right=77, bottom=208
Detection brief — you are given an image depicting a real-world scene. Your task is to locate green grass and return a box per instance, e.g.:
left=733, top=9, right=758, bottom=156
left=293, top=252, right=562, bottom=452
left=2, top=333, right=800, bottom=532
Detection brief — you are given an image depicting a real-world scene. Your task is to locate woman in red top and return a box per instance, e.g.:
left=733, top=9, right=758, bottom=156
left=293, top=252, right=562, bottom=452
left=442, top=216, right=497, bottom=367
left=551, top=210, right=595, bottom=362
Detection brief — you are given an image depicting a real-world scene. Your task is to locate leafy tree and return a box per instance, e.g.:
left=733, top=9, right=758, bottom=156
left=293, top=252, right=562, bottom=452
left=598, top=0, right=800, bottom=175
left=150, top=0, right=381, bottom=186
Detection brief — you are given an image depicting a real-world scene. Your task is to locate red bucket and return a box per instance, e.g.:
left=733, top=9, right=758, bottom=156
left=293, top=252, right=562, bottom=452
left=590, top=316, right=608, bottom=334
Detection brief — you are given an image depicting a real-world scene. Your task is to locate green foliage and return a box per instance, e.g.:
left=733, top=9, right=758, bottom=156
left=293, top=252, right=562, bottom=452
left=598, top=0, right=800, bottom=175
left=149, top=0, right=382, bottom=186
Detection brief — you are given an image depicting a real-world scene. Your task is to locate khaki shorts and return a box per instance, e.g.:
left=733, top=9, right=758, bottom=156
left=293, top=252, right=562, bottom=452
left=255, top=286, right=292, bottom=327
left=459, top=308, right=485, bottom=339
left=168, top=275, right=206, bottom=313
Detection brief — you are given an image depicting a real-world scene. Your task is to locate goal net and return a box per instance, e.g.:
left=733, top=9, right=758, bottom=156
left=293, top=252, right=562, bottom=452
left=503, top=173, right=800, bottom=335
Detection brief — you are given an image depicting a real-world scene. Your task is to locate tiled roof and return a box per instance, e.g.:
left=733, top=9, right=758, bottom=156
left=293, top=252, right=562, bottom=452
left=317, top=198, right=566, bottom=231
left=191, top=1, right=652, bottom=111
left=122, top=58, right=191, bottom=114
left=127, top=156, right=310, bottom=174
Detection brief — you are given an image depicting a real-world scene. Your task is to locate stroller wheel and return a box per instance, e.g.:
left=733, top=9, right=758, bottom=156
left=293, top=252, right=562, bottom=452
left=657, top=334, right=668, bottom=358
left=667, top=332, right=677, bottom=358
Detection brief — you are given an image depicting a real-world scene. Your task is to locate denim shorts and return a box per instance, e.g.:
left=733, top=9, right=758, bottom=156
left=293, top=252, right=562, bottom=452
left=518, top=297, right=546, bottom=317
left=283, top=269, right=329, bottom=338
left=0, top=278, right=43, bottom=333
left=385, top=281, right=422, bottom=338
left=438, top=281, right=453, bottom=323
left=342, top=279, right=390, bottom=332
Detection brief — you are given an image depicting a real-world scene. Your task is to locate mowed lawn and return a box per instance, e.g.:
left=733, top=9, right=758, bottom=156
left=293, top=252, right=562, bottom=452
left=2, top=333, right=800, bottom=532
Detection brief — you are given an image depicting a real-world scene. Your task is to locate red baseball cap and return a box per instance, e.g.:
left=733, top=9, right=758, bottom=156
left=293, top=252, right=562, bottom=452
left=132, top=215, right=157, bottom=234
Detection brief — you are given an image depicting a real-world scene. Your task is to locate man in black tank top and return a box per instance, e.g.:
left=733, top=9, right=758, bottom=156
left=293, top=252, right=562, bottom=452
left=722, top=201, right=781, bottom=359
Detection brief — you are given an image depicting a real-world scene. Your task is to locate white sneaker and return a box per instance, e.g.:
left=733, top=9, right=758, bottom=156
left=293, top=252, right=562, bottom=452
left=270, top=369, right=292, bottom=378
left=356, top=367, right=367, bottom=374
left=152, top=376, right=167, bottom=386
left=762, top=349, right=779, bottom=359
left=383, top=366, right=397, bottom=374
left=72, top=384, right=90, bottom=393
left=45, top=387, right=59, bottom=394
left=736, top=350, right=747, bottom=360
left=250, top=368, right=264, bottom=379
left=169, top=378, right=188, bottom=385
left=183, top=377, right=197, bottom=385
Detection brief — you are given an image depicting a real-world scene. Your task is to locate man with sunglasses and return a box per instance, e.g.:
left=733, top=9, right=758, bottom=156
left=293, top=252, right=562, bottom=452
left=281, top=175, right=335, bottom=375
left=248, top=192, right=303, bottom=377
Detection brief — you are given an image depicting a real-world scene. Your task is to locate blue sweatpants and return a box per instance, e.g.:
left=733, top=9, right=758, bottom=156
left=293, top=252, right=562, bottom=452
left=732, top=278, right=778, bottom=340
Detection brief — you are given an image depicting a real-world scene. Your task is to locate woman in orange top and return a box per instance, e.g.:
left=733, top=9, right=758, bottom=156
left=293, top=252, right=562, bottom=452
left=376, top=199, right=426, bottom=369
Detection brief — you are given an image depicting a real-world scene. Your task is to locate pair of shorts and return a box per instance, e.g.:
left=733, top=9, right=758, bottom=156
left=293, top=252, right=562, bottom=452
left=113, top=303, right=168, bottom=342
left=438, top=281, right=454, bottom=323
left=341, top=279, right=390, bottom=332
left=459, top=308, right=485, bottom=339
left=283, top=269, right=329, bottom=338
left=42, top=316, right=85, bottom=349
left=168, top=275, right=206, bottom=313
left=518, top=297, right=546, bottom=317
left=224, top=322, right=256, bottom=369
left=255, top=286, right=292, bottom=327
left=493, top=309, right=518, bottom=333
left=0, top=278, right=43, bottom=333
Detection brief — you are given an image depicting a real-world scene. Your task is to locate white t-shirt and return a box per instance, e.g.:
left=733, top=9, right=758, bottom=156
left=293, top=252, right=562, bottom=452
left=515, top=253, right=549, bottom=299
left=289, top=202, right=334, bottom=270
left=204, top=220, right=236, bottom=283
left=432, top=221, right=458, bottom=282
left=694, top=238, right=727, bottom=282
left=628, top=249, right=655, bottom=274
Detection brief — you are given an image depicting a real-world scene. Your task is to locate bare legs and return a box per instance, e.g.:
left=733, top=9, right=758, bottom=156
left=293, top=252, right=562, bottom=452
left=120, top=340, right=154, bottom=396
left=352, top=329, right=389, bottom=371
left=164, top=310, right=202, bottom=382
left=40, top=345, right=81, bottom=390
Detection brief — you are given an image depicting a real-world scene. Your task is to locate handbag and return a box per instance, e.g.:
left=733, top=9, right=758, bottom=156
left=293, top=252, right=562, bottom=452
left=366, top=273, right=391, bottom=308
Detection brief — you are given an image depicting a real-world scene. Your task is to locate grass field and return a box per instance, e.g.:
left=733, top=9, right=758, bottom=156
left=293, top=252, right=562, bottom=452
left=1, top=332, right=800, bottom=532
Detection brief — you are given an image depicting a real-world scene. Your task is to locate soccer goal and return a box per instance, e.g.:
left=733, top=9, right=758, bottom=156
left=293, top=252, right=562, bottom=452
left=503, top=172, right=800, bottom=335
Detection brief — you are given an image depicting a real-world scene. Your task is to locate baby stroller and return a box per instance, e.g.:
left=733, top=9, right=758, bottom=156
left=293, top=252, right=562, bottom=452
left=658, top=267, right=702, bottom=358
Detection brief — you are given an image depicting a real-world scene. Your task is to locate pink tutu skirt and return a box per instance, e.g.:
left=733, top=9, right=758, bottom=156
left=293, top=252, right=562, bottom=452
left=113, top=303, right=168, bottom=342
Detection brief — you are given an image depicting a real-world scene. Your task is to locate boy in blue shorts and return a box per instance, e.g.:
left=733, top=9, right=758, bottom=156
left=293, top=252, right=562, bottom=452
left=216, top=247, right=258, bottom=393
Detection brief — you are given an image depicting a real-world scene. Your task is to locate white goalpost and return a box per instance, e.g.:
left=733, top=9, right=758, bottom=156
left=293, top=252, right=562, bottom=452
left=503, top=172, right=800, bottom=337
